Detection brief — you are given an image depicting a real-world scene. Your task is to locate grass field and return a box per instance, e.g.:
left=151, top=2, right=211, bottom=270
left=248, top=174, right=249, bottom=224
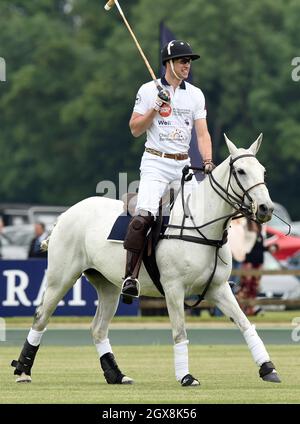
left=1, top=312, right=300, bottom=404
left=4, top=310, right=300, bottom=327
left=1, top=345, right=300, bottom=404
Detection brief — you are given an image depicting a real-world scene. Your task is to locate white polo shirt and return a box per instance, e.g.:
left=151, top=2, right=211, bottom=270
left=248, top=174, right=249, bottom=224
left=133, top=76, right=207, bottom=154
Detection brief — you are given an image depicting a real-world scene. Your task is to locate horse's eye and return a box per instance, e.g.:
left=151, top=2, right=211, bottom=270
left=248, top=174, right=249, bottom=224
left=237, top=169, right=246, bottom=175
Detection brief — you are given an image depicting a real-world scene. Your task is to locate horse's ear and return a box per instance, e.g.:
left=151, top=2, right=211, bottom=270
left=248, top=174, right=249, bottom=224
left=224, top=133, right=238, bottom=156
left=249, top=133, right=263, bottom=155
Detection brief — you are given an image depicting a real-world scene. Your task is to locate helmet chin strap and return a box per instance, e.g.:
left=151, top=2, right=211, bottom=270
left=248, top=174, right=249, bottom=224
left=170, top=60, right=182, bottom=81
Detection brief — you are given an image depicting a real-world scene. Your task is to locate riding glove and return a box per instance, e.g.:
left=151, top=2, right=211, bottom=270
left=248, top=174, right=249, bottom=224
left=153, top=89, right=171, bottom=111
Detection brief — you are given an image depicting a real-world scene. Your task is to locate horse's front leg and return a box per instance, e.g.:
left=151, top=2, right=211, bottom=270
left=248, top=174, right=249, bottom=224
left=206, top=282, right=281, bottom=383
left=164, top=285, right=200, bottom=387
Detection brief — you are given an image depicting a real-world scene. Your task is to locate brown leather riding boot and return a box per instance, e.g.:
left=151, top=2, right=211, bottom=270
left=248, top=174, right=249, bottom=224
left=122, top=214, right=154, bottom=298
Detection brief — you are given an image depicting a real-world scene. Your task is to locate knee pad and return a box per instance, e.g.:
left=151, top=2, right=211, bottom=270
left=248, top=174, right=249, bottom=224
left=124, top=214, right=154, bottom=253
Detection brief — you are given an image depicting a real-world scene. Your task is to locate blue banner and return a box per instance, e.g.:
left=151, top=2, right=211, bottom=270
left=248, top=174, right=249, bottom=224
left=0, top=260, right=139, bottom=316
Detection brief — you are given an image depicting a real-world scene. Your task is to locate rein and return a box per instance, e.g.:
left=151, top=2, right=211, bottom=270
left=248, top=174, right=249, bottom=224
left=162, top=154, right=266, bottom=308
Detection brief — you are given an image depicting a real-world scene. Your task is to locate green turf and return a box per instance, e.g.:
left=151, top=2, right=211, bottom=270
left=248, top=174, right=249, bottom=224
left=1, top=345, right=299, bottom=404
left=4, top=310, right=300, bottom=327
left=4, top=328, right=297, bottom=345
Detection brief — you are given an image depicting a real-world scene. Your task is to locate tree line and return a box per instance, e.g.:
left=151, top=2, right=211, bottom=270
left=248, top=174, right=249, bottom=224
left=0, top=0, right=299, bottom=218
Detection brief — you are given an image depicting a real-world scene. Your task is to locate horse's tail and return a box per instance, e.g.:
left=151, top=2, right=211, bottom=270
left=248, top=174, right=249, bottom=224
left=40, top=217, right=61, bottom=252
left=40, top=237, right=50, bottom=252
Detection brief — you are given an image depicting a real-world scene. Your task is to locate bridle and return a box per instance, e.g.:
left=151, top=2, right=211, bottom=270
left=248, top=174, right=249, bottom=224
left=210, top=153, right=266, bottom=219
left=160, top=153, right=267, bottom=308
left=165, top=153, right=267, bottom=245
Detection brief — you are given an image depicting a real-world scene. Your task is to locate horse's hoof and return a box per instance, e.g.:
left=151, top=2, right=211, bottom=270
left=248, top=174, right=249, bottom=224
left=16, top=373, right=32, bottom=383
left=259, top=361, right=281, bottom=383
left=262, top=370, right=281, bottom=383
left=181, top=374, right=200, bottom=387
left=121, top=376, right=134, bottom=384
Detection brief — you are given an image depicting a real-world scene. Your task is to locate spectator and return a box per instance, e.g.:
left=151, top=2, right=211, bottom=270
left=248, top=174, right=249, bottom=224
left=237, top=220, right=265, bottom=316
left=28, top=222, right=48, bottom=258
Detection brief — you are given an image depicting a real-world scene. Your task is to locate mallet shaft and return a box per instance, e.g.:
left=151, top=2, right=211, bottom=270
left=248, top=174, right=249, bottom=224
left=105, top=0, right=161, bottom=90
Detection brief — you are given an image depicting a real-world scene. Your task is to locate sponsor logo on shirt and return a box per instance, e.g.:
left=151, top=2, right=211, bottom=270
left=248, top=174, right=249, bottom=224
left=159, top=104, right=172, bottom=118
left=159, top=129, right=185, bottom=142
left=135, top=93, right=141, bottom=105
left=157, top=120, right=172, bottom=126
left=172, top=107, right=191, bottom=116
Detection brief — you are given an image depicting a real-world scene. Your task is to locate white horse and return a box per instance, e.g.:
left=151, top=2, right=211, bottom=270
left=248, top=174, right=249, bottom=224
left=11, top=134, right=281, bottom=386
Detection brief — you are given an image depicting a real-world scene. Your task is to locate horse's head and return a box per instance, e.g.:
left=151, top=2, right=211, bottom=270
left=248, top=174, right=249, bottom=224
left=224, top=133, right=274, bottom=223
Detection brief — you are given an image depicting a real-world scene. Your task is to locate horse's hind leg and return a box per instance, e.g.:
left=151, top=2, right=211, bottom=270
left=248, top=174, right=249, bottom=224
left=11, top=266, right=81, bottom=383
left=206, top=282, right=281, bottom=383
left=85, top=270, right=133, bottom=384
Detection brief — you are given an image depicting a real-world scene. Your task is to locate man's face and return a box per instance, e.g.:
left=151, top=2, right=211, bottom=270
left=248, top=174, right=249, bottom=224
left=173, top=57, right=192, bottom=79
left=35, top=224, right=44, bottom=237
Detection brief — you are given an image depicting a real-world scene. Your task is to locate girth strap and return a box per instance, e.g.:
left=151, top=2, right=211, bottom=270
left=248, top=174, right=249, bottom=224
left=143, top=235, right=225, bottom=307
left=143, top=246, right=165, bottom=297
left=163, top=232, right=228, bottom=249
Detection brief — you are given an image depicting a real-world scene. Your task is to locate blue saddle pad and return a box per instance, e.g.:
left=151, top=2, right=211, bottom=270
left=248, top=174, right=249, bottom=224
left=107, top=214, right=170, bottom=242
left=107, top=214, right=131, bottom=242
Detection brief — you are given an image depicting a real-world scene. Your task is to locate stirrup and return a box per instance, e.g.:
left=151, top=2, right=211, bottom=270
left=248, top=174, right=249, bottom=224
left=121, top=277, right=140, bottom=298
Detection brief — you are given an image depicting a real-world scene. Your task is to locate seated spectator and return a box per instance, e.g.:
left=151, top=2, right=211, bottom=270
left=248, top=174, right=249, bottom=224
left=28, top=222, right=48, bottom=258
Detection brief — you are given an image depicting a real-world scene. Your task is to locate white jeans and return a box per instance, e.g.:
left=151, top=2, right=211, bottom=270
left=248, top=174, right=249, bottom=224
left=136, top=152, right=197, bottom=217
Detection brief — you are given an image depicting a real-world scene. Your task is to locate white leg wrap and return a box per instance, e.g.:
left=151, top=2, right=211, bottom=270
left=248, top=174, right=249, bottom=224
left=27, top=328, right=47, bottom=346
left=174, top=340, right=189, bottom=381
left=95, top=338, right=113, bottom=358
left=243, top=325, right=270, bottom=366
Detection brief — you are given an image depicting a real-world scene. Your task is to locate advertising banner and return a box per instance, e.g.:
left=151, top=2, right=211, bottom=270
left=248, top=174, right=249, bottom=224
left=0, top=260, right=139, bottom=316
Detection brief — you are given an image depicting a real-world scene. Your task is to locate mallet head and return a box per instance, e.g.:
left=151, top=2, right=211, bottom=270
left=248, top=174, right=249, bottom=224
left=104, top=0, right=115, bottom=10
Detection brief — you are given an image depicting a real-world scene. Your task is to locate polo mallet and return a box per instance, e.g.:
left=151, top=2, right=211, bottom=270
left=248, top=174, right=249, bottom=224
left=104, top=0, right=165, bottom=95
